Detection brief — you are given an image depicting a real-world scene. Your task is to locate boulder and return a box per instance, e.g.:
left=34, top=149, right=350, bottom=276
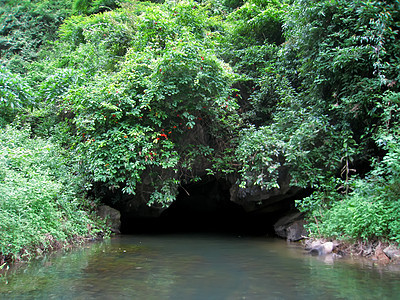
left=97, top=205, right=121, bottom=234
left=309, top=242, right=334, bottom=256
left=274, top=211, right=308, bottom=241
left=383, top=246, right=400, bottom=260
left=286, top=220, right=308, bottom=242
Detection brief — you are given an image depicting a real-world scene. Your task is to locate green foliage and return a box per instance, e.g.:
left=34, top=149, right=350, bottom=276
left=227, top=0, right=285, bottom=46
left=222, top=0, right=244, bottom=10
left=283, top=0, right=400, bottom=122
left=0, top=65, right=34, bottom=125
left=235, top=106, right=346, bottom=192
left=221, top=0, right=287, bottom=126
left=314, top=92, right=400, bottom=242
left=0, top=126, right=104, bottom=259
left=72, top=0, right=120, bottom=15
left=73, top=0, right=93, bottom=14
left=0, top=0, right=72, bottom=72
left=1, top=0, right=399, bottom=244
left=280, top=0, right=400, bottom=241
left=40, top=1, right=238, bottom=206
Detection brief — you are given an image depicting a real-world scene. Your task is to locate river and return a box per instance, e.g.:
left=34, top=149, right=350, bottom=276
left=1, top=234, right=400, bottom=299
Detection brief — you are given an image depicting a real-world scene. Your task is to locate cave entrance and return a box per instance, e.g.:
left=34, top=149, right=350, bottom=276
left=120, top=176, right=281, bottom=236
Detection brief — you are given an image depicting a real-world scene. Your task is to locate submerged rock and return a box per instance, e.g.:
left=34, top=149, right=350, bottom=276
left=97, top=205, right=121, bottom=234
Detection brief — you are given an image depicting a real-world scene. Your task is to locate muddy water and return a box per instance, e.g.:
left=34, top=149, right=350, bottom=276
left=1, top=234, right=400, bottom=299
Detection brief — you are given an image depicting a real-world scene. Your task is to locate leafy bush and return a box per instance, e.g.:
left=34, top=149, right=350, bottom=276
left=226, top=0, right=286, bottom=46
left=283, top=0, right=400, bottom=130
left=0, top=0, right=72, bottom=72
left=72, top=0, right=120, bottom=15
left=235, top=105, right=346, bottom=192
left=220, top=0, right=287, bottom=125
left=305, top=91, right=400, bottom=242
left=0, top=126, right=102, bottom=259
left=0, top=65, right=34, bottom=125
left=37, top=1, right=238, bottom=207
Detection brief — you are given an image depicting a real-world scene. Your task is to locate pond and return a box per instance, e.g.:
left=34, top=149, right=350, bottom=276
left=1, top=234, right=400, bottom=299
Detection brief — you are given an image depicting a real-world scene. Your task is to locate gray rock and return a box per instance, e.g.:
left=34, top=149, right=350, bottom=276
left=274, top=211, right=308, bottom=241
left=383, top=246, right=400, bottom=260
left=310, top=242, right=334, bottom=256
left=97, top=205, right=121, bottom=234
left=286, top=220, right=308, bottom=242
left=229, top=168, right=302, bottom=214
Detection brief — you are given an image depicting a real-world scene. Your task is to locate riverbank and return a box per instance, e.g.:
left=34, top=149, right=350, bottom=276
left=0, top=126, right=112, bottom=270
left=0, top=204, right=121, bottom=269
left=0, top=232, right=107, bottom=269
left=303, top=238, right=400, bottom=264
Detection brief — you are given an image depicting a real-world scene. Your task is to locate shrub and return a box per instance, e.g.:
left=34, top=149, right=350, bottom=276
left=38, top=1, right=238, bottom=207
left=301, top=91, right=400, bottom=242
left=0, top=0, right=72, bottom=72
left=0, top=65, right=34, bottom=125
left=0, top=126, right=101, bottom=259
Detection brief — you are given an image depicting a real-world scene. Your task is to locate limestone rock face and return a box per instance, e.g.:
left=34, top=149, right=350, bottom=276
left=229, top=168, right=303, bottom=215
left=107, top=163, right=306, bottom=234
left=97, top=205, right=121, bottom=234
left=273, top=211, right=308, bottom=241
left=93, top=125, right=309, bottom=234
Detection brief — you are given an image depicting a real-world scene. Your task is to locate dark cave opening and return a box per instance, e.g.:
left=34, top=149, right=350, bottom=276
left=119, top=176, right=295, bottom=236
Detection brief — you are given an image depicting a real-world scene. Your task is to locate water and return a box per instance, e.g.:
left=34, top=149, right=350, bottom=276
left=1, top=234, right=400, bottom=299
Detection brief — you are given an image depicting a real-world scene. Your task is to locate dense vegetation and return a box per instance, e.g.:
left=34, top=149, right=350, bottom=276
left=1, top=0, right=399, bottom=261
left=0, top=126, right=105, bottom=257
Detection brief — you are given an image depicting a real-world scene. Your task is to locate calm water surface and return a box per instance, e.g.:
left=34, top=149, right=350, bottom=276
left=1, top=234, right=400, bottom=299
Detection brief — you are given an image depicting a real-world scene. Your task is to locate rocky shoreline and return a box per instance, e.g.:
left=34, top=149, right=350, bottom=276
left=300, top=238, right=400, bottom=264
left=272, top=210, right=400, bottom=264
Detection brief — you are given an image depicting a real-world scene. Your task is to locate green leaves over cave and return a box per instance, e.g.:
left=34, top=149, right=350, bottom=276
left=2, top=0, right=400, bottom=243
left=50, top=1, right=238, bottom=207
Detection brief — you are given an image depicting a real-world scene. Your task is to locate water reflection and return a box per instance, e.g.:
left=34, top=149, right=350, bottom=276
left=1, top=234, right=400, bottom=299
